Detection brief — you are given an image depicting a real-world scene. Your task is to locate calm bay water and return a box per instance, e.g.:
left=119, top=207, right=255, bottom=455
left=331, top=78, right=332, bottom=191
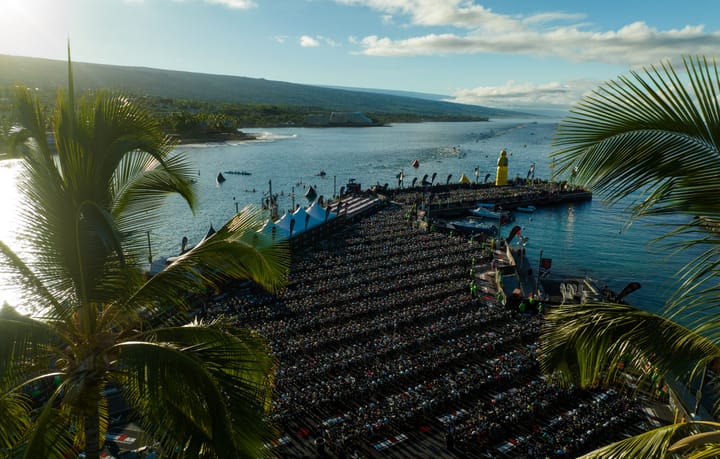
left=0, top=118, right=693, bottom=313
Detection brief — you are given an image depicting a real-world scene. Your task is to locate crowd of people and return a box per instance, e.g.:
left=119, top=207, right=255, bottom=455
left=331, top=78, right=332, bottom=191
left=199, top=205, right=661, bottom=458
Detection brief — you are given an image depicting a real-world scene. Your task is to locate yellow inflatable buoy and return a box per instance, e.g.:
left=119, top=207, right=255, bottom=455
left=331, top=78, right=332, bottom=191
left=495, top=149, right=508, bottom=186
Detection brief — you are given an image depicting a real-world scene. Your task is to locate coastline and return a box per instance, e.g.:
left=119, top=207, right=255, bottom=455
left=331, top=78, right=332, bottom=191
left=172, top=131, right=258, bottom=145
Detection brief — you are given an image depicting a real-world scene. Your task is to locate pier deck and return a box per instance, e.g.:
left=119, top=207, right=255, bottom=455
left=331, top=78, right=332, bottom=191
left=198, top=203, right=671, bottom=459
left=385, top=181, right=591, bottom=219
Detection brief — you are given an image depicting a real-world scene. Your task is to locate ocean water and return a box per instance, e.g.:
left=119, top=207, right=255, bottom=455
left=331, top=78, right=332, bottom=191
left=0, top=118, right=696, bottom=314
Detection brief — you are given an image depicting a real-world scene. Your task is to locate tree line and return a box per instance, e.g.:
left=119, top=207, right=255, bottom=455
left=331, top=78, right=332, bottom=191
left=0, top=89, right=489, bottom=156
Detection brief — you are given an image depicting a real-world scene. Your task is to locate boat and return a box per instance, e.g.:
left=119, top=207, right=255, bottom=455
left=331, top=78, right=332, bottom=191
left=411, top=159, right=420, bottom=168
left=216, top=172, right=226, bottom=183
left=540, top=276, right=612, bottom=305
left=469, top=207, right=514, bottom=223
left=446, top=219, right=499, bottom=236
left=316, top=170, right=327, bottom=177
left=515, top=205, right=536, bottom=213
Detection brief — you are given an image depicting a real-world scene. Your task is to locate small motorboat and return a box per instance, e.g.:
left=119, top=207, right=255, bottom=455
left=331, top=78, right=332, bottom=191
left=475, top=202, right=496, bottom=209
left=515, top=205, right=536, bottom=213
left=316, top=170, right=327, bottom=177
left=449, top=220, right=499, bottom=236
left=469, top=206, right=514, bottom=223
left=469, top=207, right=502, bottom=219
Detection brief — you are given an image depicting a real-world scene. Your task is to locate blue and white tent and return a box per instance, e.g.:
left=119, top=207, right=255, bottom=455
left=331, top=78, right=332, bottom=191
left=307, top=201, right=337, bottom=223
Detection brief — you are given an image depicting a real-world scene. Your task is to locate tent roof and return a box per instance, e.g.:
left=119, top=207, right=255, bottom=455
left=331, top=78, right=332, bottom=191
left=258, top=218, right=289, bottom=239
left=307, top=201, right=337, bottom=222
left=275, top=211, right=301, bottom=235
left=292, top=206, right=322, bottom=230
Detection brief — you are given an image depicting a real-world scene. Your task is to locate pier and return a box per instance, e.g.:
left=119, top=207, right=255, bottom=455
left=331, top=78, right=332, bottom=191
left=131, top=182, right=680, bottom=458
left=193, top=198, right=673, bottom=458
left=383, top=180, right=592, bottom=218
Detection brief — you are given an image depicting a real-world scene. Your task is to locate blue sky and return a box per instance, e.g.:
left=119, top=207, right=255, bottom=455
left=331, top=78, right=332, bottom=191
left=2, top=0, right=720, bottom=109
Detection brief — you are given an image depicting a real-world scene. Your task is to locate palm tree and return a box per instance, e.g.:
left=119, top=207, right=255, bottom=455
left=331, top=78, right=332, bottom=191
left=0, top=52, right=289, bottom=459
left=539, top=55, right=720, bottom=458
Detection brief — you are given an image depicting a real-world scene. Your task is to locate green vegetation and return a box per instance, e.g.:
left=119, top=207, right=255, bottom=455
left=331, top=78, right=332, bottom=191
left=0, top=56, right=289, bottom=458
left=0, top=53, right=516, bottom=121
left=540, top=56, right=720, bottom=458
left=0, top=90, right=490, bottom=152
left=0, top=53, right=505, bottom=152
left=149, top=98, right=487, bottom=132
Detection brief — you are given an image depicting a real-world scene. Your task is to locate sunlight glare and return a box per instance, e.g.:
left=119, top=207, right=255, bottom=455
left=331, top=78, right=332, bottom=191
left=0, top=0, right=70, bottom=61
left=0, top=160, right=25, bottom=312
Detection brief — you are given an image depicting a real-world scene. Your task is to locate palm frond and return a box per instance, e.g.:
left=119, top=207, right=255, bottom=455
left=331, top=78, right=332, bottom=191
left=112, top=150, right=196, bottom=225
left=0, top=313, right=56, bottom=385
left=0, top=387, right=31, bottom=451
left=16, top=385, right=77, bottom=459
left=539, top=302, right=720, bottom=389
left=550, top=55, right=720, bottom=317
left=669, top=428, right=720, bottom=453
left=11, top=86, right=51, bottom=160
left=0, top=241, right=68, bottom=319
left=111, top=150, right=197, bottom=261
left=113, top=338, right=266, bottom=458
left=577, top=422, right=720, bottom=458
left=552, top=56, right=720, bottom=219
left=6, top=53, right=285, bottom=457
left=123, top=206, right=288, bottom=323
left=148, top=321, right=276, bottom=403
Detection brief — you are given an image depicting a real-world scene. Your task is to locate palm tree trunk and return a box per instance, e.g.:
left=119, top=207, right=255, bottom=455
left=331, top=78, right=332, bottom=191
left=84, top=411, right=101, bottom=459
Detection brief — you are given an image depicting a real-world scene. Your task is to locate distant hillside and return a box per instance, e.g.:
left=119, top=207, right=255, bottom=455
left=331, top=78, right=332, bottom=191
left=0, top=54, right=523, bottom=118
left=322, top=85, right=451, bottom=102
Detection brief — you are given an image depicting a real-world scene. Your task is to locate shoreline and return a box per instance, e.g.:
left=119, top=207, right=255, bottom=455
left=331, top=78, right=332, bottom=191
left=172, top=131, right=258, bottom=145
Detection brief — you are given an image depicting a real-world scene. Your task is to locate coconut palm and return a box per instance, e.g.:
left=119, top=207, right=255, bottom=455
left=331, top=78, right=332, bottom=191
left=539, top=55, right=720, bottom=458
left=0, top=53, right=289, bottom=459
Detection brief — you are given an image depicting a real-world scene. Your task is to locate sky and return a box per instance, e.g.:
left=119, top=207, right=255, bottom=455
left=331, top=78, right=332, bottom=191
left=2, top=0, right=720, bottom=110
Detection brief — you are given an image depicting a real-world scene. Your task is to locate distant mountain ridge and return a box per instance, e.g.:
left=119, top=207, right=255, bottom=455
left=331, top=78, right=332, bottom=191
left=0, top=54, right=523, bottom=118
left=322, top=85, right=451, bottom=102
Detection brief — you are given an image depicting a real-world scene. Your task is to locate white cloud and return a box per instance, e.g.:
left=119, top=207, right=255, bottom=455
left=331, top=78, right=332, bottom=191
left=300, top=35, right=321, bottom=47
left=336, top=0, right=546, bottom=31
left=274, top=35, right=288, bottom=44
left=205, top=0, right=256, bottom=8
left=448, top=79, right=599, bottom=109
left=336, top=1, right=720, bottom=67
left=360, top=22, right=720, bottom=66
left=299, top=35, right=340, bottom=47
